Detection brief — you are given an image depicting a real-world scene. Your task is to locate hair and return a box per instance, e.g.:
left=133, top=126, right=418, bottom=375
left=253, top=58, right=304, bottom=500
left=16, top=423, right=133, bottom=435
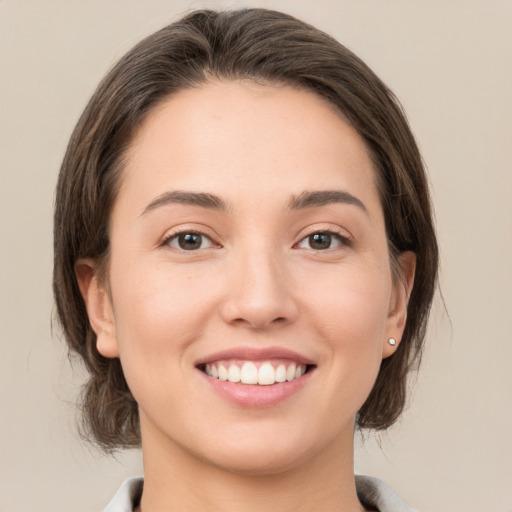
left=53, top=8, right=438, bottom=451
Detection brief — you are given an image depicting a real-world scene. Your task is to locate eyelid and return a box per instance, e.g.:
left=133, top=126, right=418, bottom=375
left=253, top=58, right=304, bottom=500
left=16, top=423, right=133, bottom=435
left=159, top=226, right=222, bottom=251
left=294, top=227, right=353, bottom=250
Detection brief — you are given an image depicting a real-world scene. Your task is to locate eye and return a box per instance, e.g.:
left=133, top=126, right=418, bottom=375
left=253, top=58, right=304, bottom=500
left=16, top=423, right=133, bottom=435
left=164, top=232, right=215, bottom=251
left=296, top=231, right=349, bottom=251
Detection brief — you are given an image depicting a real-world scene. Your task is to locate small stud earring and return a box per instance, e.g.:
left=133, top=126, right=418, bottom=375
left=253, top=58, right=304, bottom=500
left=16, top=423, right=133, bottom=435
left=387, top=338, right=397, bottom=346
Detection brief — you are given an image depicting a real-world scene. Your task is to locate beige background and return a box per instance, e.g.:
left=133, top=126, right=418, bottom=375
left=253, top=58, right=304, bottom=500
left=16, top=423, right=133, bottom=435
left=1, top=1, right=511, bottom=511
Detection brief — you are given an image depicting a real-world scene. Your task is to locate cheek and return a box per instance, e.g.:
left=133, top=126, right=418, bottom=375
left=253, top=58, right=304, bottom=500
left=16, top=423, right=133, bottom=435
left=107, top=262, right=219, bottom=413
left=109, top=260, right=216, bottom=364
left=302, top=265, right=391, bottom=396
left=304, top=264, right=392, bottom=345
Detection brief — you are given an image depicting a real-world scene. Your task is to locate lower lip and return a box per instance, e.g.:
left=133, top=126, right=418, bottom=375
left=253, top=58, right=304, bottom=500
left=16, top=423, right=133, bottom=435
left=198, top=369, right=313, bottom=408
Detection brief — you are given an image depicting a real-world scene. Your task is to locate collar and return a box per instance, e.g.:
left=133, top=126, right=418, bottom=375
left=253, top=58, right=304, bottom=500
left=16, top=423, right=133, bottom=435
left=103, top=475, right=415, bottom=512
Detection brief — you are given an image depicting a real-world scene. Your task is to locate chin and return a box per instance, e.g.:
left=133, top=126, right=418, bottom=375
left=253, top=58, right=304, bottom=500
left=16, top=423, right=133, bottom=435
left=202, top=442, right=313, bottom=477
left=187, top=423, right=336, bottom=477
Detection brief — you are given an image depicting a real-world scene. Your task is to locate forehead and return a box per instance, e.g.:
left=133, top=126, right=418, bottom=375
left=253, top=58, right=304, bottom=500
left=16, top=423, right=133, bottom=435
left=116, top=80, right=380, bottom=217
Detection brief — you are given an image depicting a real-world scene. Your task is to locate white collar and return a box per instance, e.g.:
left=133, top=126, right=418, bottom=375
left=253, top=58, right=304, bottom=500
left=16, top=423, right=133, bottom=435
left=103, top=475, right=415, bottom=512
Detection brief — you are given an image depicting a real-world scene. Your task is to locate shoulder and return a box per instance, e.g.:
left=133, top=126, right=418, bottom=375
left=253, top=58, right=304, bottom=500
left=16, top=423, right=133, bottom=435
left=102, top=477, right=143, bottom=512
left=355, top=475, right=417, bottom=512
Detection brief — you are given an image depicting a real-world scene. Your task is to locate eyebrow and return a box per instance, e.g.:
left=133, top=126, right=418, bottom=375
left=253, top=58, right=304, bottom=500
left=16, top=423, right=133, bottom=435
left=141, top=191, right=228, bottom=216
left=288, top=190, right=367, bottom=213
left=141, top=189, right=367, bottom=216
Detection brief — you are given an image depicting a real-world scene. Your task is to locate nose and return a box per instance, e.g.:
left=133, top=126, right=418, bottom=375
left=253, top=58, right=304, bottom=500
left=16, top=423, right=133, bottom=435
left=220, top=249, right=299, bottom=330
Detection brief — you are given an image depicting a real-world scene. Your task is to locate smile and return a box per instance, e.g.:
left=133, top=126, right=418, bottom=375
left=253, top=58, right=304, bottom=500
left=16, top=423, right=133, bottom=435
left=203, top=360, right=308, bottom=385
left=195, top=348, right=315, bottom=407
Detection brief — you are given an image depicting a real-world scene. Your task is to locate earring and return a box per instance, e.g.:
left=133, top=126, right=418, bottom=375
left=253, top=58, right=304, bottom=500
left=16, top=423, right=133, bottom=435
left=387, top=338, right=397, bottom=346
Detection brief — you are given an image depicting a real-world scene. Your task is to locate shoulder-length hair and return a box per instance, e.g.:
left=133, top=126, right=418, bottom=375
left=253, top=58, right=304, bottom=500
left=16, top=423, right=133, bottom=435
left=53, top=8, right=438, bottom=451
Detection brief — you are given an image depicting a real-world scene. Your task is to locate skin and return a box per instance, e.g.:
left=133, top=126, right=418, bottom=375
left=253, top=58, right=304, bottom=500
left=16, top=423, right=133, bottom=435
left=77, top=81, right=415, bottom=512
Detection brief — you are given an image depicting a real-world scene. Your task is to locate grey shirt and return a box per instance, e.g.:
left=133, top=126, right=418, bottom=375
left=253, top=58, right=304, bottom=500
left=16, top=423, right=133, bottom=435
left=102, top=475, right=416, bottom=512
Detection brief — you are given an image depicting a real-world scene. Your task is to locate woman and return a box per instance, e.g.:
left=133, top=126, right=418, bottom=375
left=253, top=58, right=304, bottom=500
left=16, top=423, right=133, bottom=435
left=53, top=8, right=438, bottom=512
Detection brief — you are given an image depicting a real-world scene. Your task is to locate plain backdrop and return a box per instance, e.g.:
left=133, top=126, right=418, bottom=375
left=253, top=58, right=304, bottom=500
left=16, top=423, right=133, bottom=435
left=1, top=1, right=511, bottom=511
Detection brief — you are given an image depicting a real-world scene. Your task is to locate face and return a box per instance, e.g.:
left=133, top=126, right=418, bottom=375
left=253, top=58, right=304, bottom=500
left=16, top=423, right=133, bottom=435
left=80, top=81, right=412, bottom=475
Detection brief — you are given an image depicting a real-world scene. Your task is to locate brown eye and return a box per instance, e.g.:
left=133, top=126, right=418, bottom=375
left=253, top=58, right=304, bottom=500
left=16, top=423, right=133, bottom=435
left=297, top=231, right=348, bottom=251
left=308, top=233, right=332, bottom=250
left=166, top=232, right=214, bottom=251
left=178, top=233, right=202, bottom=250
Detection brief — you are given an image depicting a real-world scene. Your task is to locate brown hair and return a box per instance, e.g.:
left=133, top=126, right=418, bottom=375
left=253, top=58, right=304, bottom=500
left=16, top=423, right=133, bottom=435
left=53, top=8, right=438, bottom=451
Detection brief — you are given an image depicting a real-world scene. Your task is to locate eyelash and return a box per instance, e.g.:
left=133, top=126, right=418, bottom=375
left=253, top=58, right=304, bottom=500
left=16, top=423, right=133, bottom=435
left=160, top=230, right=218, bottom=251
left=161, top=229, right=351, bottom=252
left=295, top=230, right=352, bottom=251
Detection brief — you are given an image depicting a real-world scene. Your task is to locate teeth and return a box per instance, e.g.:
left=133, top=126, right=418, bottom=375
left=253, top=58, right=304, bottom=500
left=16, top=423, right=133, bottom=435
left=275, top=364, right=287, bottom=383
left=227, top=365, right=241, bottom=383
left=240, top=362, right=258, bottom=384
left=204, top=360, right=307, bottom=385
left=258, top=363, right=275, bottom=385
left=218, top=364, right=228, bottom=381
left=286, top=363, right=296, bottom=382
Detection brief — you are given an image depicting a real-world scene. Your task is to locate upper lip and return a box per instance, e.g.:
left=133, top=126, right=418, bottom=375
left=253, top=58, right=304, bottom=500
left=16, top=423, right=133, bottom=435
left=195, top=346, right=316, bottom=366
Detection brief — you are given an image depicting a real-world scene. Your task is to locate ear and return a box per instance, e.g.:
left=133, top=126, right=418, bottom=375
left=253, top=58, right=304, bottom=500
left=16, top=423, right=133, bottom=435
left=382, top=251, right=416, bottom=359
left=75, top=259, right=120, bottom=358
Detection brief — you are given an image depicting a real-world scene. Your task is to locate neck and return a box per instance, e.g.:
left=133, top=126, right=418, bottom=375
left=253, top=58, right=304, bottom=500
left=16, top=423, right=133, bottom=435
left=138, top=423, right=365, bottom=512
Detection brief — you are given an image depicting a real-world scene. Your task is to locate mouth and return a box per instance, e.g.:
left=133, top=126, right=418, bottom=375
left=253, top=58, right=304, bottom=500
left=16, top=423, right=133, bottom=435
left=195, top=347, right=316, bottom=407
left=197, top=359, right=313, bottom=386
